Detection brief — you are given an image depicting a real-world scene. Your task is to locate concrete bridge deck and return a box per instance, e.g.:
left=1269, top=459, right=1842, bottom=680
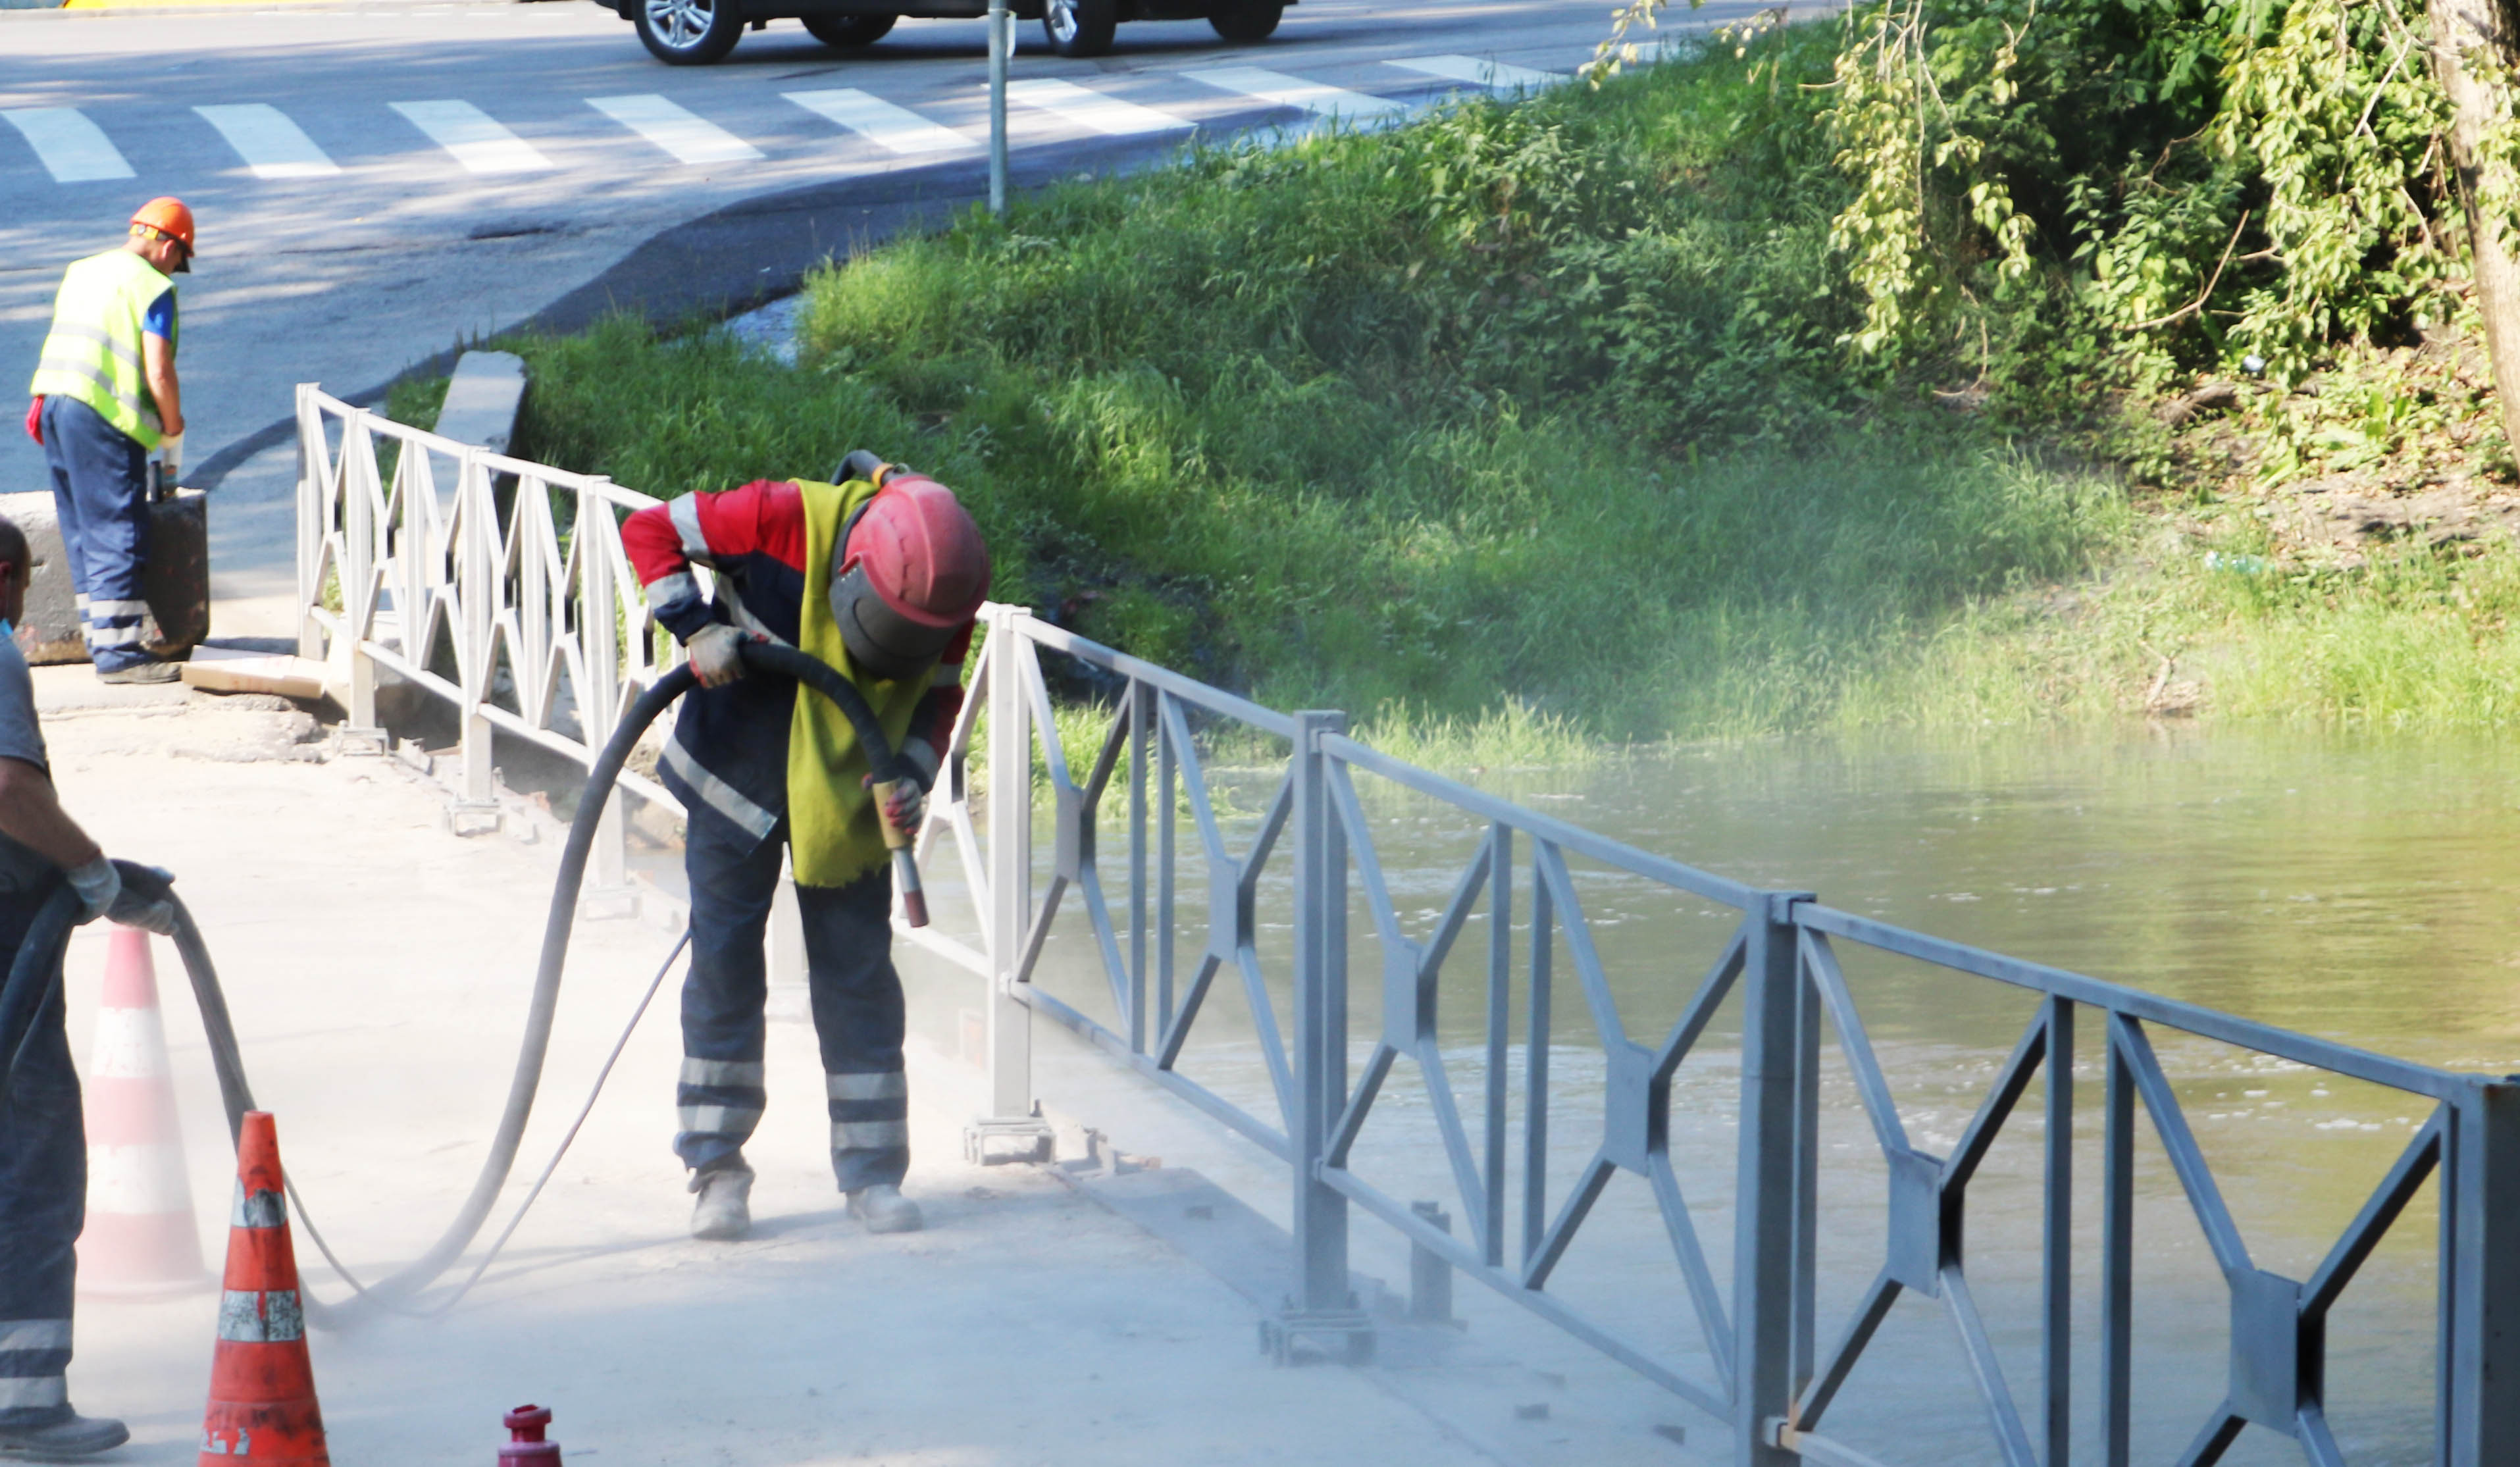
left=32, top=677, right=1540, bottom=1467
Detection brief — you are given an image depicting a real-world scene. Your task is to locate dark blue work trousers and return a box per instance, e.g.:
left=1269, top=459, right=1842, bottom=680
left=0, top=902, right=81, bottom=1426
left=674, top=813, right=908, bottom=1193
left=39, top=396, right=153, bottom=674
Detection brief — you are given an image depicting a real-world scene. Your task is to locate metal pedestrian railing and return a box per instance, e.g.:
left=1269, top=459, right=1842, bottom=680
left=296, top=384, right=681, bottom=877
left=909, top=604, right=2520, bottom=1467
left=295, top=392, right=2519, bottom=1463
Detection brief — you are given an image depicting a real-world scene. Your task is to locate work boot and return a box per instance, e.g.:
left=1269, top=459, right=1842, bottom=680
left=0, top=1406, right=130, bottom=1458
left=95, top=661, right=178, bottom=686
left=847, top=1183, right=923, bottom=1234
left=688, top=1162, right=754, bottom=1241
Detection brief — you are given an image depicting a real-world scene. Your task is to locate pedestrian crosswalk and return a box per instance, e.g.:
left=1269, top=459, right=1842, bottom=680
left=0, top=54, right=1572, bottom=191
left=1, top=107, right=132, bottom=184
left=588, top=94, right=765, bottom=167
left=195, top=105, right=340, bottom=180
left=1185, top=66, right=1407, bottom=122
left=1385, top=55, right=1561, bottom=91
left=784, top=89, right=973, bottom=155
left=1007, top=78, right=1192, bottom=136
left=389, top=100, right=557, bottom=176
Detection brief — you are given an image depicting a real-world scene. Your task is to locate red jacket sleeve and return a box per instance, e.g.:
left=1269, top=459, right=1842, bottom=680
left=898, top=621, right=975, bottom=786
left=623, top=480, right=808, bottom=642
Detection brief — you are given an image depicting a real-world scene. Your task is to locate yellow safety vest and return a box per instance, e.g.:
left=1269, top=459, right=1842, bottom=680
left=29, top=249, right=174, bottom=451
left=786, top=477, right=937, bottom=889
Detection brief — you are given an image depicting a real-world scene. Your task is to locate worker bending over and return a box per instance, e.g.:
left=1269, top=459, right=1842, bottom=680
left=0, top=513, right=178, bottom=1456
left=623, top=451, right=989, bottom=1240
left=23, top=198, right=194, bottom=685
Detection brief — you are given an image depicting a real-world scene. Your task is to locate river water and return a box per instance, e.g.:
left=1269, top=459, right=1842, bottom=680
left=912, top=725, right=2519, bottom=1464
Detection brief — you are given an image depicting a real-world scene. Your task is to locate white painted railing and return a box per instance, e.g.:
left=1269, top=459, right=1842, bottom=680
left=294, top=383, right=681, bottom=886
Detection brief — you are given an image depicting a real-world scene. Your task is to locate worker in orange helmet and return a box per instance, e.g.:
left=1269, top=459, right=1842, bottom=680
left=22, top=198, right=195, bottom=685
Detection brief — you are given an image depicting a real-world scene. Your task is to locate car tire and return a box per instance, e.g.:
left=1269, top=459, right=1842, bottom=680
left=1207, top=0, right=1281, bottom=41
left=803, top=13, right=898, bottom=45
left=635, top=0, right=746, bottom=63
left=1042, top=0, right=1116, bottom=57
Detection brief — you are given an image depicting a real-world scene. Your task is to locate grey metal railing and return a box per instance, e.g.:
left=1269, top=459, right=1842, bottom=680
left=904, top=604, right=2520, bottom=1466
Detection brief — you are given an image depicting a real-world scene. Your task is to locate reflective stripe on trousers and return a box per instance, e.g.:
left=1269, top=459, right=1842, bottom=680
left=677, top=812, right=908, bottom=1192
left=39, top=396, right=153, bottom=673
left=0, top=905, right=82, bottom=1426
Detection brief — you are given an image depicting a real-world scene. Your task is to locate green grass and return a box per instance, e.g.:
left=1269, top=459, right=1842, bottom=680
left=502, top=30, right=2131, bottom=748
left=493, top=22, right=2520, bottom=748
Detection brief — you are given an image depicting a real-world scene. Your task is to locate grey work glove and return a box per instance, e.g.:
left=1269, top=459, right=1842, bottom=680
left=66, top=856, right=178, bottom=935
left=687, top=623, right=749, bottom=688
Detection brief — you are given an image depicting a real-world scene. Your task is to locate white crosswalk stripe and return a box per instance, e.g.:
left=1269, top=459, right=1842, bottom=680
left=1386, top=55, right=1563, bottom=91
left=194, top=104, right=340, bottom=179
left=389, top=100, right=555, bottom=175
left=784, top=89, right=972, bottom=155
left=588, top=94, right=763, bottom=166
left=1183, top=66, right=1406, bottom=122
left=1006, top=79, right=1193, bottom=137
left=1, top=108, right=133, bottom=184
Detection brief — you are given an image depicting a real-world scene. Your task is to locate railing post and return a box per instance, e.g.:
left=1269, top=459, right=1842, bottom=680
left=2443, top=1078, right=2520, bottom=1453
left=293, top=384, right=325, bottom=663
left=446, top=448, right=502, bottom=836
left=334, top=410, right=385, bottom=756
left=577, top=480, right=635, bottom=914
left=1266, top=709, right=1373, bottom=1366
left=964, top=604, right=1052, bottom=1164
left=1736, top=891, right=1811, bottom=1464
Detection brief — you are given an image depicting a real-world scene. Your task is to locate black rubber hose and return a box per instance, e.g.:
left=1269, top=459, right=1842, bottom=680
left=0, top=638, right=921, bottom=1326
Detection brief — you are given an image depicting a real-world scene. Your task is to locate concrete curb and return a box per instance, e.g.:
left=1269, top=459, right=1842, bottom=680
left=432, top=349, right=527, bottom=455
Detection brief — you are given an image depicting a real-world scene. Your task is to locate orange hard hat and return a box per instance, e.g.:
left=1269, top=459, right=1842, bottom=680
left=128, top=197, right=195, bottom=254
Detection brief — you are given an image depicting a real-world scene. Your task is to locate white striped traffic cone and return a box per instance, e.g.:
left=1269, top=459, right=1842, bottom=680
left=78, top=925, right=207, bottom=1297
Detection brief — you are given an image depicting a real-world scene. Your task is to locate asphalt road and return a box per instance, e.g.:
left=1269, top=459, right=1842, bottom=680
left=0, top=0, right=1757, bottom=632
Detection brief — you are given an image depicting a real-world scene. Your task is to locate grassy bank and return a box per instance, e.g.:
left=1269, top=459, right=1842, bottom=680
left=496, top=20, right=2520, bottom=753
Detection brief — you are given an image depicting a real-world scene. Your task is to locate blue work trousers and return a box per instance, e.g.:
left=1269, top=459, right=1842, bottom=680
left=39, top=396, right=153, bottom=673
left=0, top=902, right=80, bottom=1426
left=675, top=815, right=908, bottom=1193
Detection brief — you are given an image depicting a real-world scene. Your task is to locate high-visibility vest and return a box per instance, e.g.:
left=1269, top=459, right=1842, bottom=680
left=28, top=249, right=175, bottom=451
left=786, top=476, right=934, bottom=888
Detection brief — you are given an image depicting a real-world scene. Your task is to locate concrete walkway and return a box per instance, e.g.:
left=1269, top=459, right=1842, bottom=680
left=34, top=685, right=1494, bottom=1467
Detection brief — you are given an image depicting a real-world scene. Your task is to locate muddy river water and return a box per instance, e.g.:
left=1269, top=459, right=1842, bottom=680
left=919, top=726, right=2520, bottom=1464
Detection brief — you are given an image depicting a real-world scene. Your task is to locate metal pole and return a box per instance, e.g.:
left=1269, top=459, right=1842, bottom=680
left=964, top=605, right=1054, bottom=1163
left=1273, top=709, right=1370, bottom=1364
left=2444, top=1078, right=2520, bottom=1453
left=987, top=0, right=1009, bottom=217
left=1732, top=892, right=1809, bottom=1467
left=1293, top=709, right=1348, bottom=1312
left=2042, top=996, right=2074, bottom=1467
left=985, top=604, right=1033, bottom=1121
left=294, top=384, right=323, bottom=663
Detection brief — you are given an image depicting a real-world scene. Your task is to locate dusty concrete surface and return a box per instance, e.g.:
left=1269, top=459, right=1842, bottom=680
left=38, top=695, right=1498, bottom=1467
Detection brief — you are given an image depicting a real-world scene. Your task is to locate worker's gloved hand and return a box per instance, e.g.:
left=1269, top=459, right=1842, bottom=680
left=835, top=449, right=890, bottom=486
left=159, top=431, right=184, bottom=481
left=864, top=774, right=927, bottom=838
left=64, top=857, right=178, bottom=935
left=686, top=623, right=749, bottom=688
left=23, top=397, right=41, bottom=448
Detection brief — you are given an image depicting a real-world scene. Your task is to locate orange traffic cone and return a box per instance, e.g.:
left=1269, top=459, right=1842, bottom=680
left=199, top=1112, right=328, bottom=1466
left=79, top=926, right=207, bottom=1297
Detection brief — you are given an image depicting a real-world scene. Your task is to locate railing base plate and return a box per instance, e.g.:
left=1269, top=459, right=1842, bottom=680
left=332, top=725, right=388, bottom=758
left=1261, top=1306, right=1376, bottom=1367
left=443, top=799, right=502, bottom=838
left=964, top=1116, right=1054, bottom=1166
